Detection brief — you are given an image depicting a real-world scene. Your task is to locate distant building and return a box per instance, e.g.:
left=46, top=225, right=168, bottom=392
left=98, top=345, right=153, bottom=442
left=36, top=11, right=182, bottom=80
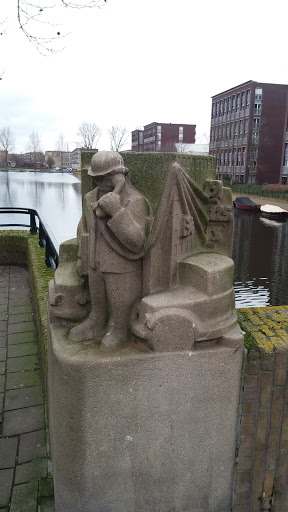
left=209, top=80, right=288, bottom=184
left=45, top=151, right=70, bottom=168
left=21, top=152, right=45, bottom=168
left=70, top=148, right=97, bottom=171
left=131, top=122, right=196, bottom=152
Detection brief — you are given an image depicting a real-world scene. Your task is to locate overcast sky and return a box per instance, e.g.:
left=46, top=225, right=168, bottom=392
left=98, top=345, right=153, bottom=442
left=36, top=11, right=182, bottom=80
left=1, top=0, right=288, bottom=154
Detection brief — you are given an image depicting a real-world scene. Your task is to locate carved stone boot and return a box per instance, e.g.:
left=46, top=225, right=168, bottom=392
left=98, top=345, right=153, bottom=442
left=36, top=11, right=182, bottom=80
left=101, top=326, right=127, bottom=350
left=69, top=317, right=103, bottom=342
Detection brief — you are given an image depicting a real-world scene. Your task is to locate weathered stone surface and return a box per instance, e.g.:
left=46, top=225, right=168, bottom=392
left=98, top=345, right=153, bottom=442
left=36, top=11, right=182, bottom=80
left=8, top=342, right=38, bottom=358
left=10, top=481, right=38, bottom=512
left=49, top=324, right=242, bottom=512
left=15, top=458, right=47, bottom=484
left=0, top=468, right=14, bottom=507
left=18, top=429, right=47, bottom=463
left=3, top=405, right=44, bottom=435
left=6, top=369, right=41, bottom=390
left=0, top=437, right=18, bottom=469
left=5, top=385, right=43, bottom=410
left=7, top=355, right=39, bottom=373
left=8, top=331, right=35, bottom=345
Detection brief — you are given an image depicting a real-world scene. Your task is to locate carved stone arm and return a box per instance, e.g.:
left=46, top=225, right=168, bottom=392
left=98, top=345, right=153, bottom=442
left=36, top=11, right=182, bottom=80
left=107, top=197, right=147, bottom=254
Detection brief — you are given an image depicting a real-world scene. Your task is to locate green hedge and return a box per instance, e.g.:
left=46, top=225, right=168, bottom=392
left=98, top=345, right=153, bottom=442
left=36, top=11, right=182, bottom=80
left=231, top=184, right=288, bottom=201
left=0, top=231, right=54, bottom=395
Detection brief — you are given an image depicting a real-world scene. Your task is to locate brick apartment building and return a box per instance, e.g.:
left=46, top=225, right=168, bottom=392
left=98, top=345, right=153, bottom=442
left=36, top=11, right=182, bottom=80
left=209, top=80, right=288, bottom=184
left=45, top=151, right=71, bottom=168
left=131, top=122, right=196, bottom=152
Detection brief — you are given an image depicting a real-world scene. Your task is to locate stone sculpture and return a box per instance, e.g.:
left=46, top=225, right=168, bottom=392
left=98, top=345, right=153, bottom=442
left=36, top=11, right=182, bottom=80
left=49, top=150, right=240, bottom=352
left=68, top=151, right=149, bottom=349
left=48, top=151, right=244, bottom=512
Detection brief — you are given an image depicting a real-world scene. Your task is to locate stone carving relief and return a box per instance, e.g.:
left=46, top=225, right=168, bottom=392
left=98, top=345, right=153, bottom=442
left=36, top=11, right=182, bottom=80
left=49, top=151, right=239, bottom=352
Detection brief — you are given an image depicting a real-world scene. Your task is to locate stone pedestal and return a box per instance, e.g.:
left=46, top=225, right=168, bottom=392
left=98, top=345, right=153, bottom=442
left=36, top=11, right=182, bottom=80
left=48, top=323, right=243, bottom=512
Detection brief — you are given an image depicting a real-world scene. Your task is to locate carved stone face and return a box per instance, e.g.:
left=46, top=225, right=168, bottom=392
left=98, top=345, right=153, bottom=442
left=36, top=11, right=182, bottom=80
left=93, top=172, right=126, bottom=194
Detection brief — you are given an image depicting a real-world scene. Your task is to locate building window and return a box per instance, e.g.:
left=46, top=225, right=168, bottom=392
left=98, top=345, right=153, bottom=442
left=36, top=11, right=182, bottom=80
left=230, top=123, right=234, bottom=139
left=244, top=119, right=249, bottom=135
left=236, top=93, right=240, bottom=111
left=284, top=143, right=288, bottom=166
left=212, top=103, right=215, bottom=119
left=223, top=98, right=227, bottom=114
left=253, top=118, right=260, bottom=131
left=252, top=147, right=258, bottom=165
left=224, top=150, right=228, bottom=165
left=227, top=96, right=231, bottom=112
left=234, top=121, right=238, bottom=137
left=246, top=89, right=250, bottom=107
left=255, top=88, right=263, bottom=101
left=241, top=91, right=245, bottom=109
left=216, top=102, right=219, bottom=117
left=179, top=126, right=183, bottom=142
left=254, top=103, right=262, bottom=115
left=242, top=147, right=246, bottom=165
left=226, top=124, right=229, bottom=138
left=232, top=95, right=236, bottom=110
left=239, top=120, right=243, bottom=136
left=237, top=148, right=241, bottom=165
left=219, top=100, right=223, bottom=116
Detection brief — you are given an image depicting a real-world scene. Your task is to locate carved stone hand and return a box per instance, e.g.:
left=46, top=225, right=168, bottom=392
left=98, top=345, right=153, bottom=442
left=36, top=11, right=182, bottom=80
left=96, top=192, right=122, bottom=217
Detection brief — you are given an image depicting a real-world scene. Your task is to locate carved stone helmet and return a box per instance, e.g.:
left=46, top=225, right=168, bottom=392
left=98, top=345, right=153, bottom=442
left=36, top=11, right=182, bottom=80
left=88, top=151, right=127, bottom=177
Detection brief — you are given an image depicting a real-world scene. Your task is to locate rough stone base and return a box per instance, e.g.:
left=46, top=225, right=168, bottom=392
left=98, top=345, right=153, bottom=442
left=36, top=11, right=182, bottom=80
left=48, top=324, right=243, bottom=512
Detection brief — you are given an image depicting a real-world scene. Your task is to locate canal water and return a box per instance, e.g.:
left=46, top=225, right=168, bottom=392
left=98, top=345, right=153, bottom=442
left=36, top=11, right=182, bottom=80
left=0, top=171, right=82, bottom=252
left=1, top=171, right=288, bottom=309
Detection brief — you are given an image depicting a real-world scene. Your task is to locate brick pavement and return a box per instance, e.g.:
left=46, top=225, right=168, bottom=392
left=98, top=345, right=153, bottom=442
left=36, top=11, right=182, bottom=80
left=0, top=265, right=54, bottom=512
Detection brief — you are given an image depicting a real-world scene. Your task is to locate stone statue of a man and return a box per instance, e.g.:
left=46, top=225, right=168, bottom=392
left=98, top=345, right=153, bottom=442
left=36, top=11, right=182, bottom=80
left=69, top=151, right=148, bottom=349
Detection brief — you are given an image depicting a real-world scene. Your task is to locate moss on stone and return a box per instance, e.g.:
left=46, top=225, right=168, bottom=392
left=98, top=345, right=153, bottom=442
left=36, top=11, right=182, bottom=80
left=80, top=150, right=217, bottom=215
left=0, top=230, right=54, bottom=399
left=238, top=306, right=288, bottom=353
left=38, top=477, right=54, bottom=498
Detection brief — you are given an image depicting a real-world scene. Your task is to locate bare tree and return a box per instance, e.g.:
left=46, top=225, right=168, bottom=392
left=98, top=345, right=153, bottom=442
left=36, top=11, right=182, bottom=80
left=55, top=131, right=67, bottom=167
left=78, top=122, right=101, bottom=149
left=176, top=142, right=189, bottom=153
left=108, top=125, right=129, bottom=152
left=27, top=130, right=42, bottom=153
left=0, top=1, right=106, bottom=57
left=55, top=131, right=66, bottom=152
left=46, top=154, right=55, bottom=169
left=27, top=130, right=43, bottom=168
left=0, top=126, right=15, bottom=165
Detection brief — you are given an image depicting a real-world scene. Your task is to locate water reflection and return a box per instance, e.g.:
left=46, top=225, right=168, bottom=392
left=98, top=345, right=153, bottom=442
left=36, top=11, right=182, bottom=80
left=233, top=209, right=288, bottom=308
left=0, top=171, right=82, bottom=251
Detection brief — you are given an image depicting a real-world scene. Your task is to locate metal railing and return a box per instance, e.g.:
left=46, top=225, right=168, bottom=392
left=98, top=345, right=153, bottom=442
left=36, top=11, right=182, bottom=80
left=0, top=207, right=59, bottom=271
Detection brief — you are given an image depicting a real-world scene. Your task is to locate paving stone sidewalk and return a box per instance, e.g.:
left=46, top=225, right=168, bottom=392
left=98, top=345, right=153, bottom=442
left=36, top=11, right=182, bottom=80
left=0, top=265, right=54, bottom=512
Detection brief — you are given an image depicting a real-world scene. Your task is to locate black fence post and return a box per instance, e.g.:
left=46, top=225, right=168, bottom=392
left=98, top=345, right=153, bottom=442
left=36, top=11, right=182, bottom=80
left=29, top=211, right=38, bottom=235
